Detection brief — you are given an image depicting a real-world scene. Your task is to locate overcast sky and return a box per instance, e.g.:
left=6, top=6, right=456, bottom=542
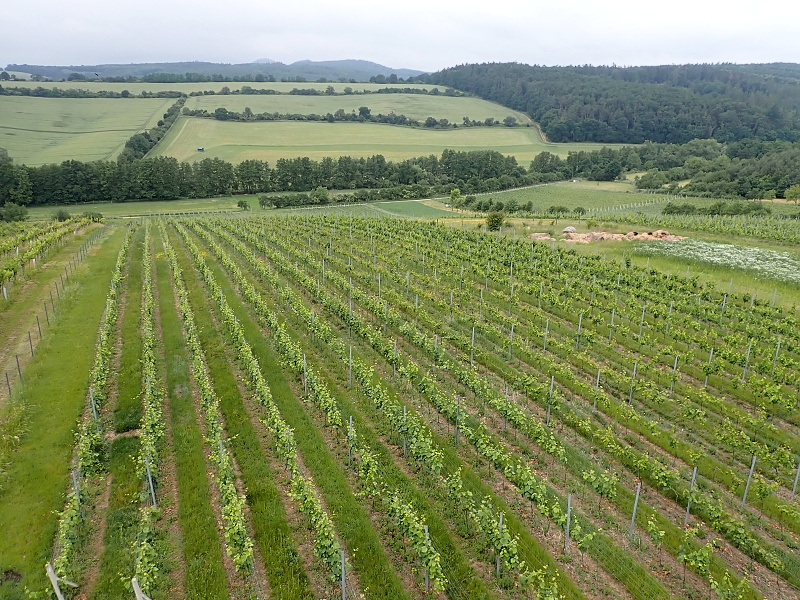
left=3, top=0, right=799, bottom=72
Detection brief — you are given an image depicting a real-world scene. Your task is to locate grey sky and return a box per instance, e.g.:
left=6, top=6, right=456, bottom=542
left=3, top=0, right=798, bottom=72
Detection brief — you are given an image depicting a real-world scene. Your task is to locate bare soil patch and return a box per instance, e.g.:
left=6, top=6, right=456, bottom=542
left=529, top=230, right=687, bottom=244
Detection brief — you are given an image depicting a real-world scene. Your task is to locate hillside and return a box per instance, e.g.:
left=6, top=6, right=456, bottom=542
left=3, top=59, right=424, bottom=83
left=421, top=62, right=800, bottom=144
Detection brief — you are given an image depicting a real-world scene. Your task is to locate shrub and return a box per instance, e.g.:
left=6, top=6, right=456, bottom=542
left=0, top=202, right=28, bottom=222
left=486, top=211, right=505, bottom=231
left=80, top=211, right=103, bottom=222
left=53, top=208, right=71, bottom=222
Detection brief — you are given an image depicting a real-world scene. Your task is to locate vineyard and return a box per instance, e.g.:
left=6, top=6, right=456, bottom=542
left=1, top=215, right=799, bottom=600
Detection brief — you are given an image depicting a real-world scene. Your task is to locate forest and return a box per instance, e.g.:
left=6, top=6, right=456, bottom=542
left=419, top=63, right=800, bottom=144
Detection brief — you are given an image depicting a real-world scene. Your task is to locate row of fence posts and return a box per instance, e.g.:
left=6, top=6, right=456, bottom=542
left=330, top=440, right=800, bottom=596
left=49, top=382, right=159, bottom=599
left=9, top=229, right=136, bottom=600
left=558, top=455, right=800, bottom=558
left=45, top=563, right=153, bottom=600
left=43, top=225, right=799, bottom=599
left=2, top=229, right=102, bottom=401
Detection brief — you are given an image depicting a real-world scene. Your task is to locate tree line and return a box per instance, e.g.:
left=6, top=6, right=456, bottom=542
left=0, top=85, right=459, bottom=99
left=3, top=136, right=800, bottom=208
left=0, top=85, right=184, bottom=99
left=528, top=138, right=800, bottom=199
left=0, top=150, right=531, bottom=206
left=185, top=105, right=518, bottom=129
left=418, top=63, right=800, bottom=144
left=662, top=201, right=773, bottom=216
left=4, top=61, right=423, bottom=85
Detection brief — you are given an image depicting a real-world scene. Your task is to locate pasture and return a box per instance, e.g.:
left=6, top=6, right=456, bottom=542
left=23, top=197, right=462, bottom=220
left=148, top=117, right=613, bottom=164
left=4, top=81, right=448, bottom=95
left=2, top=83, right=621, bottom=167
left=183, top=93, right=530, bottom=124
left=0, top=96, right=176, bottom=165
left=475, top=181, right=800, bottom=217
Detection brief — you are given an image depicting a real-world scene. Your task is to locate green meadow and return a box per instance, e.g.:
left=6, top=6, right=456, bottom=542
left=474, top=180, right=800, bottom=215
left=149, top=117, right=612, bottom=164
left=0, top=96, right=175, bottom=165
left=5, top=81, right=447, bottom=95
left=2, top=84, right=620, bottom=167
left=23, top=196, right=459, bottom=220
left=183, top=93, right=529, bottom=124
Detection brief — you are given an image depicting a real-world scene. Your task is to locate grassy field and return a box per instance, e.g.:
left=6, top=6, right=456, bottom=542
left=471, top=180, right=800, bottom=216
left=5, top=81, right=448, bottom=95
left=270, top=198, right=459, bottom=218
left=2, top=83, right=620, bottom=167
left=24, top=197, right=462, bottom=220
left=149, top=117, right=613, bottom=165
left=23, top=179, right=798, bottom=225
left=0, top=227, right=125, bottom=597
left=184, top=93, right=530, bottom=124
left=0, top=96, right=175, bottom=165
left=25, top=197, right=245, bottom=220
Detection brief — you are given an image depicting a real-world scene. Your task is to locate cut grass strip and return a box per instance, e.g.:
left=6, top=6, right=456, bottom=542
left=175, top=224, right=414, bottom=600
left=193, top=219, right=501, bottom=599
left=167, top=226, right=314, bottom=600
left=89, top=436, right=142, bottom=600
left=89, top=227, right=144, bottom=598
left=0, top=225, right=99, bottom=404
left=153, top=236, right=230, bottom=600
left=0, top=226, right=127, bottom=597
left=113, top=228, right=144, bottom=433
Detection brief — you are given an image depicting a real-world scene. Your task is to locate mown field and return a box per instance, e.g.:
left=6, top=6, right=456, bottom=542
left=2, top=83, right=616, bottom=167
left=182, top=93, right=530, bottom=124
left=474, top=182, right=800, bottom=217
left=0, top=96, right=176, bottom=165
left=148, top=117, right=612, bottom=165
left=5, top=81, right=450, bottom=95
left=0, top=213, right=798, bottom=600
left=17, top=181, right=671, bottom=221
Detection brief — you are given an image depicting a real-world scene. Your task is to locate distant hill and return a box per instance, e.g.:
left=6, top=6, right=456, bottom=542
left=4, top=60, right=425, bottom=82
left=421, top=62, right=800, bottom=144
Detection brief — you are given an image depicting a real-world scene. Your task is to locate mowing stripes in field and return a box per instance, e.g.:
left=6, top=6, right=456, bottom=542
left=161, top=223, right=313, bottom=599
left=131, top=222, right=171, bottom=595
left=159, top=225, right=255, bottom=570
left=0, top=226, right=128, bottom=597
left=87, top=225, right=147, bottom=600
left=113, top=227, right=145, bottom=434
left=88, top=436, right=143, bottom=600
left=183, top=219, right=584, bottom=599
left=172, top=222, right=420, bottom=600
left=153, top=230, right=230, bottom=599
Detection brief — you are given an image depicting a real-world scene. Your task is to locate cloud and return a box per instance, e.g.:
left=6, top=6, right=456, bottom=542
left=2, top=0, right=798, bottom=71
